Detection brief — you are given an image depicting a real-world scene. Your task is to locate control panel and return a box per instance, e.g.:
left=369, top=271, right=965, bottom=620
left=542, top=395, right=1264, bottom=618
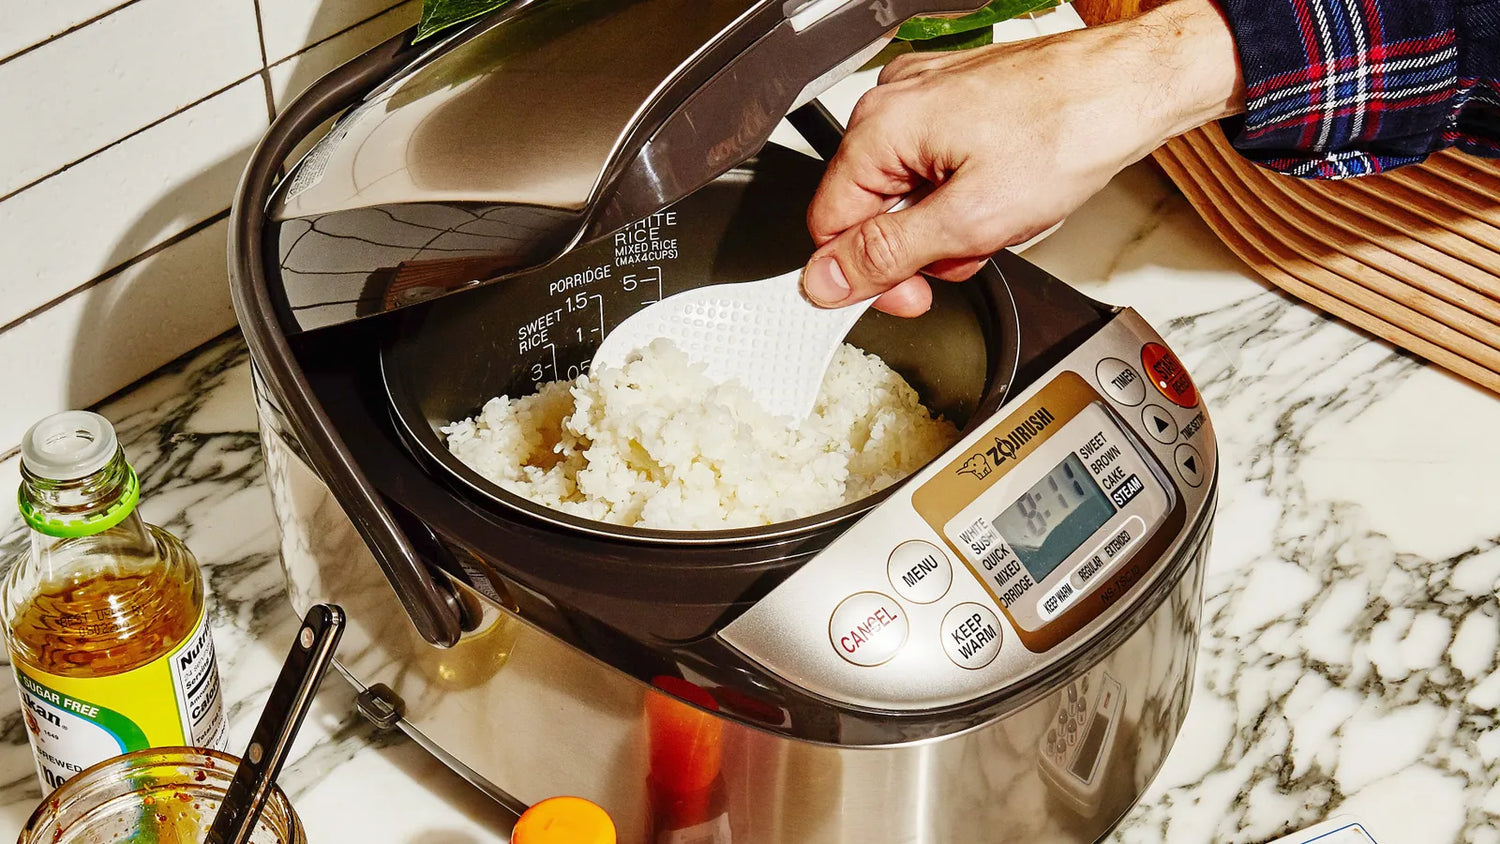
left=718, top=310, right=1216, bottom=711
left=912, top=373, right=1173, bottom=652
left=1038, top=670, right=1124, bottom=816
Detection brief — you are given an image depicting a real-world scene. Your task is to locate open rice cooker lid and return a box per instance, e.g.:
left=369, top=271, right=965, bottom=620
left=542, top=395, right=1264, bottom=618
left=264, top=0, right=998, bottom=334
left=233, top=0, right=1010, bottom=647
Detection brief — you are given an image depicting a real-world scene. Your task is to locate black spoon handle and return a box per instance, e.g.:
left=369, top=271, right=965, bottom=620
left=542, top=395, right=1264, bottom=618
left=206, top=604, right=345, bottom=844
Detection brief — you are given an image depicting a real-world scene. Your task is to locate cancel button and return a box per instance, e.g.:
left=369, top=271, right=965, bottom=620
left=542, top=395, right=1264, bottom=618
left=829, top=592, right=909, bottom=667
left=941, top=603, right=1003, bottom=670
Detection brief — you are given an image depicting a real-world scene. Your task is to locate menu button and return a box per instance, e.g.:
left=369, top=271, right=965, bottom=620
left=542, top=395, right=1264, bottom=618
left=887, top=540, right=953, bottom=605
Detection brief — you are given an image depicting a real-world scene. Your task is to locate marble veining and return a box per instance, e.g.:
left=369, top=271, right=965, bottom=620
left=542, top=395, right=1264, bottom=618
left=0, top=163, right=1495, bottom=842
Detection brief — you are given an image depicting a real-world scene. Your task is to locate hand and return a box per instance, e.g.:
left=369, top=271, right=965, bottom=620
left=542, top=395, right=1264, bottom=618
left=801, top=0, right=1245, bottom=316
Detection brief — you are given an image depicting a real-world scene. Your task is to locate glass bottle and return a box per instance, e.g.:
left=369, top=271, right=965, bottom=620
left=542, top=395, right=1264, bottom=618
left=647, top=676, right=732, bottom=844
left=2, top=411, right=227, bottom=794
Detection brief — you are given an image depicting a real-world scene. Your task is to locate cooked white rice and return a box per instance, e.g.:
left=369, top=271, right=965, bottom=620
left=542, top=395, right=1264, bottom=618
left=441, top=340, right=959, bottom=530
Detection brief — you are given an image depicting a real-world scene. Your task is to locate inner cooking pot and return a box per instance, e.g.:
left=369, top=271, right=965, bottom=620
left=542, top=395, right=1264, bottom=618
left=381, top=141, right=1019, bottom=544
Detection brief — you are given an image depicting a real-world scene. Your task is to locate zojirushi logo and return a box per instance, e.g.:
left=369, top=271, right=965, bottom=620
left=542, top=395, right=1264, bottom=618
left=958, top=408, right=1057, bottom=480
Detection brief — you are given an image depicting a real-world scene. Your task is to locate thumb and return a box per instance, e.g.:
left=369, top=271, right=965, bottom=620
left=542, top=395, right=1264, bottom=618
left=801, top=191, right=964, bottom=308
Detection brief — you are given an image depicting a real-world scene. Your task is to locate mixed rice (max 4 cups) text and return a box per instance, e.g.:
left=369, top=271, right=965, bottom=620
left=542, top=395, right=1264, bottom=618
left=443, top=340, right=960, bottom=530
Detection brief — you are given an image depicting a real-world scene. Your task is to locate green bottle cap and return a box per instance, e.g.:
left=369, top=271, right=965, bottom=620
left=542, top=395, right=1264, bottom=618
left=19, top=466, right=140, bottom=539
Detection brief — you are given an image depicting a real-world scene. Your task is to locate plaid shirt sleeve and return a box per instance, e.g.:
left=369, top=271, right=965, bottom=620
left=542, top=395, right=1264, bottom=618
left=1217, top=0, right=1500, bottom=178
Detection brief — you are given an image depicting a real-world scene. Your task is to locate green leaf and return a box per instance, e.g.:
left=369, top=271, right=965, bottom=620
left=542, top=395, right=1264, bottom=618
left=897, top=0, right=1062, bottom=41
left=910, top=26, right=995, bottom=51
left=415, top=0, right=516, bottom=43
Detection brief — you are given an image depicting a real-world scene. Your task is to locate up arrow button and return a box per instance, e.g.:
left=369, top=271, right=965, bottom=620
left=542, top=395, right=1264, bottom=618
left=1142, top=404, right=1179, bottom=444
left=1174, top=444, right=1204, bottom=488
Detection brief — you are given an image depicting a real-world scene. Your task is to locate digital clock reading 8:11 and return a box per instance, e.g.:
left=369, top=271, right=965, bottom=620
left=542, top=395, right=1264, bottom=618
left=992, top=453, right=1116, bottom=584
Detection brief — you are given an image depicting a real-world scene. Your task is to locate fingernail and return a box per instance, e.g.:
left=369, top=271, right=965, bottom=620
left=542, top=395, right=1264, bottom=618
left=803, top=257, right=851, bottom=306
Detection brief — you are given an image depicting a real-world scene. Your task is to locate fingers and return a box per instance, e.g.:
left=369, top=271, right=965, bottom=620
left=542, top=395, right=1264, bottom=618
left=807, top=154, right=912, bottom=246
left=806, top=115, right=918, bottom=245
left=923, top=256, right=989, bottom=282
left=872, top=275, right=933, bottom=317
left=802, top=189, right=971, bottom=307
left=876, top=48, right=966, bottom=85
left=877, top=52, right=936, bottom=85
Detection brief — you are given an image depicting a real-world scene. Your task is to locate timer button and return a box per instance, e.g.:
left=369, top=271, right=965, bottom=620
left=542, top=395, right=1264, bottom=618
left=1142, top=404, right=1179, bottom=444
left=940, top=603, right=1002, bottom=670
left=1095, top=358, right=1146, bottom=406
left=829, top=592, right=908, bottom=667
left=887, top=540, right=953, bottom=604
left=1141, top=343, right=1199, bottom=408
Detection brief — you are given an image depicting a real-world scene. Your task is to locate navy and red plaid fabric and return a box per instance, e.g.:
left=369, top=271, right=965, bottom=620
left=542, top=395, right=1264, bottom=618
left=1219, top=0, right=1500, bottom=178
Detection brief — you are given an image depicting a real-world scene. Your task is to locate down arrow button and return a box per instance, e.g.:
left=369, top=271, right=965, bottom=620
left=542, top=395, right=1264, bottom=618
left=1174, top=443, right=1204, bottom=488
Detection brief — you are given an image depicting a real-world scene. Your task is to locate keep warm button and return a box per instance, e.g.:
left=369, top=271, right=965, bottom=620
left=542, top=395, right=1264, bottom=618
left=829, top=592, right=909, bottom=667
left=941, top=603, right=1003, bottom=670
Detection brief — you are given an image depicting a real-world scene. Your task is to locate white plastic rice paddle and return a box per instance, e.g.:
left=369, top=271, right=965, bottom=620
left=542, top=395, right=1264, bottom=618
left=590, top=197, right=909, bottom=422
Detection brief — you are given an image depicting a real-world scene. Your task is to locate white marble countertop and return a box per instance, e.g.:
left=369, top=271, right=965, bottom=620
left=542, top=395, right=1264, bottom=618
left=0, top=160, right=1497, bottom=844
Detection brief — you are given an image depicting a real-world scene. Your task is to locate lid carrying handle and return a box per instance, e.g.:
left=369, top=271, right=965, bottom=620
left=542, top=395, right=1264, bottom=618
left=233, top=33, right=468, bottom=647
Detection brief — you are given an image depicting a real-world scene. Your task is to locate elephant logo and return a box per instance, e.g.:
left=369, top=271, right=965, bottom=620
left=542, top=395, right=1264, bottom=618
left=958, top=453, right=991, bottom=480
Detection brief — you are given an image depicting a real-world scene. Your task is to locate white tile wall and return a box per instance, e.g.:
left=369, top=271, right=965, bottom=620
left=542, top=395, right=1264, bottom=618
left=0, top=220, right=236, bottom=445
left=0, top=0, right=262, bottom=198
left=0, top=80, right=267, bottom=325
left=0, top=1, right=130, bottom=63
left=0, top=0, right=427, bottom=451
left=259, top=0, right=409, bottom=64
left=269, top=1, right=419, bottom=108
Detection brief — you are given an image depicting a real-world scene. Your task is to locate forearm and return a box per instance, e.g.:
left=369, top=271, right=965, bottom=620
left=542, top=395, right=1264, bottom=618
left=1059, top=0, right=1245, bottom=168
left=1137, top=0, right=1247, bottom=137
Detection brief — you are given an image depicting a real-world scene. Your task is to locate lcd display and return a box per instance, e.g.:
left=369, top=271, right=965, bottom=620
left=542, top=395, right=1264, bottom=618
left=992, top=453, right=1115, bottom=582
left=1070, top=712, right=1110, bottom=781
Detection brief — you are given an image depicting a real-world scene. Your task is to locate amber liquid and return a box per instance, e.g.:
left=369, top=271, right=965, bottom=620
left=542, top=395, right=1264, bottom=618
left=7, top=526, right=202, bottom=679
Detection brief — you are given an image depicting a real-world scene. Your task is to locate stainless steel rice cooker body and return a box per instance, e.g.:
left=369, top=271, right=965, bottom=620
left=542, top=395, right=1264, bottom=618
left=229, top=3, right=1218, bottom=841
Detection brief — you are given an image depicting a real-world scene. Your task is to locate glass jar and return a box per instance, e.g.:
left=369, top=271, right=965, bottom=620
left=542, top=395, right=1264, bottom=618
left=18, top=746, right=304, bottom=844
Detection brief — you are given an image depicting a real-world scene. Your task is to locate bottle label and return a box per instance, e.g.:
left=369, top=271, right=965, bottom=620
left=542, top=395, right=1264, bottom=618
left=13, top=606, right=227, bottom=793
left=661, top=814, right=732, bottom=844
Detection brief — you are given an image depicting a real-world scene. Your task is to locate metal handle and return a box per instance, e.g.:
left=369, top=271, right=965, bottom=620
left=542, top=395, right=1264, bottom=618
left=206, top=604, right=346, bottom=844
left=231, top=31, right=465, bottom=647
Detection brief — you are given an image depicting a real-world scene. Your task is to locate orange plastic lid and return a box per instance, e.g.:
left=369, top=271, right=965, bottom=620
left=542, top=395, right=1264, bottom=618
left=513, top=796, right=616, bottom=844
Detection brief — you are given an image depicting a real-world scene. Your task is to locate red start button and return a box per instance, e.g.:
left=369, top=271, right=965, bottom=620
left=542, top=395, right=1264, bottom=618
left=1141, top=343, right=1199, bottom=408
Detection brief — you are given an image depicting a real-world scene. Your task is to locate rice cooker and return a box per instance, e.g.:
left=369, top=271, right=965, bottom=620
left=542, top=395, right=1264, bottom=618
left=227, top=1, right=1218, bottom=841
